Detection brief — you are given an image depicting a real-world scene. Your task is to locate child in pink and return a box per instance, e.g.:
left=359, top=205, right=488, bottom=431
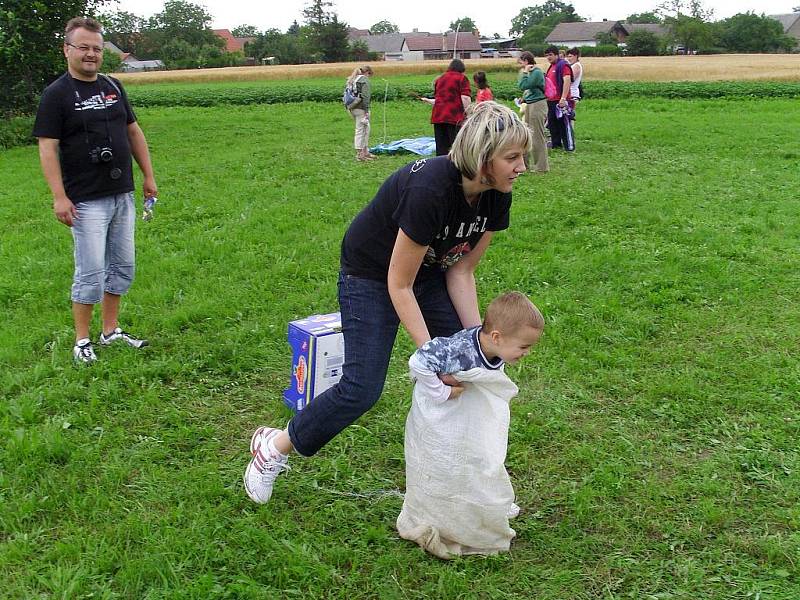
left=473, top=71, right=494, bottom=103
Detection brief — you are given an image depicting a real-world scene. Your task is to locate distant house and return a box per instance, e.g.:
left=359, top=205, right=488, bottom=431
left=349, top=32, right=407, bottom=60
left=347, top=30, right=482, bottom=61
left=103, top=41, right=164, bottom=72
left=404, top=32, right=482, bottom=60
left=623, top=23, right=669, bottom=38
left=545, top=21, right=628, bottom=47
left=769, top=13, right=800, bottom=45
left=213, top=29, right=255, bottom=53
left=120, top=58, right=165, bottom=72
left=478, top=36, right=521, bottom=57
left=103, top=41, right=125, bottom=56
left=479, top=37, right=520, bottom=51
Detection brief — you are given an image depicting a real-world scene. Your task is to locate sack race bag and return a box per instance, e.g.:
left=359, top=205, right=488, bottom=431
left=397, top=366, right=519, bottom=559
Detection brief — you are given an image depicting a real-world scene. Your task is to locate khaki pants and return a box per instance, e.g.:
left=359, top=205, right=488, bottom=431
left=350, top=108, right=370, bottom=150
left=524, top=100, right=548, bottom=173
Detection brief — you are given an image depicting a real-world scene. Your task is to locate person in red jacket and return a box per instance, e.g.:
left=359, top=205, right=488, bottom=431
left=419, top=59, right=472, bottom=156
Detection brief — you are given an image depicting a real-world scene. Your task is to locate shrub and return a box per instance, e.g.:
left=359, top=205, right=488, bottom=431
left=0, top=116, right=35, bottom=150
left=578, top=45, right=624, bottom=57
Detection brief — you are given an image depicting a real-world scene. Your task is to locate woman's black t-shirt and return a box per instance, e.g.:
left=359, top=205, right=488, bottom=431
left=340, top=156, right=511, bottom=281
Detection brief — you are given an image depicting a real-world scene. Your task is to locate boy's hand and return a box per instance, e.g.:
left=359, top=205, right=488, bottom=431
left=438, top=374, right=463, bottom=400
left=448, top=383, right=465, bottom=400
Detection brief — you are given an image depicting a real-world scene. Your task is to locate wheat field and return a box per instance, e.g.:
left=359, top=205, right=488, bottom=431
left=116, top=54, right=800, bottom=85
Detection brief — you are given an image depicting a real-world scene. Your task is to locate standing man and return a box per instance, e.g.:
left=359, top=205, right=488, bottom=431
left=543, top=45, right=574, bottom=152
left=33, top=17, right=157, bottom=364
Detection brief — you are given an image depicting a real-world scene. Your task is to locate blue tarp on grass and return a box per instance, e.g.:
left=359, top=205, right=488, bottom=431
left=369, top=137, right=436, bottom=156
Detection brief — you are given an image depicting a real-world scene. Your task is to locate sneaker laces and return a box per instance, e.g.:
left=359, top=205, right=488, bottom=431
left=256, top=452, right=290, bottom=483
left=75, top=340, right=95, bottom=359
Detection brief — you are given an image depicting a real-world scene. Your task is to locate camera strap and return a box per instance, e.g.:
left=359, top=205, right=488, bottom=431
left=67, top=74, right=122, bottom=178
left=67, top=73, right=113, bottom=148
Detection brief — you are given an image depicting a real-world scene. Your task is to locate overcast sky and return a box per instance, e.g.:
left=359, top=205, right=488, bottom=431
left=111, top=0, right=798, bottom=37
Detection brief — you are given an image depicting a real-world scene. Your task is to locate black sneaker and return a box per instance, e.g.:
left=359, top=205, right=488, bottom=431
left=73, top=338, right=97, bottom=364
left=99, top=327, right=148, bottom=349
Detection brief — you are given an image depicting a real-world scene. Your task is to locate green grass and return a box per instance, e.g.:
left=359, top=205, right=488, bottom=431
left=1, top=97, right=800, bottom=598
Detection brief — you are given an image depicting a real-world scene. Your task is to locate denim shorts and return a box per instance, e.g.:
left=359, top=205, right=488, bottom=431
left=70, top=192, right=136, bottom=304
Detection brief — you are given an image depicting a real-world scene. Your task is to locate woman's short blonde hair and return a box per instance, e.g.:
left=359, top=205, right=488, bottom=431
left=449, top=101, right=532, bottom=182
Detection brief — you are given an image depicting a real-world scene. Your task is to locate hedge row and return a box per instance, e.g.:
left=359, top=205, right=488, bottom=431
left=4, top=81, right=798, bottom=150
left=0, top=116, right=35, bottom=150
left=125, top=80, right=800, bottom=108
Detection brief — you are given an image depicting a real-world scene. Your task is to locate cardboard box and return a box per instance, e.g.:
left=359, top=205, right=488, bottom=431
left=283, top=312, right=345, bottom=412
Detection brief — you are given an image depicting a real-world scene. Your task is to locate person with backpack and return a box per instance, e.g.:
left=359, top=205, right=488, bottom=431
left=344, top=65, right=375, bottom=162
left=543, top=45, right=574, bottom=152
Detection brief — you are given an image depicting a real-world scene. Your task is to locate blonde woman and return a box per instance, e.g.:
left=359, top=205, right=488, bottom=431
left=345, top=65, right=374, bottom=161
left=244, top=102, right=533, bottom=506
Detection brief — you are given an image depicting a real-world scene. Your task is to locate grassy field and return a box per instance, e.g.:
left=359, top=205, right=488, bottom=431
left=116, top=54, right=800, bottom=85
left=2, top=96, right=800, bottom=598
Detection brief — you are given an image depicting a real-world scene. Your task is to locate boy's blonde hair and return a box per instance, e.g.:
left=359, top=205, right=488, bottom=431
left=449, top=101, right=532, bottom=183
left=483, top=292, right=544, bottom=334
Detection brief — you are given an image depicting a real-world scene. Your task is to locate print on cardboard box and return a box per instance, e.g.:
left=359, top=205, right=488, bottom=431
left=283, top=312, right=345, bottom=412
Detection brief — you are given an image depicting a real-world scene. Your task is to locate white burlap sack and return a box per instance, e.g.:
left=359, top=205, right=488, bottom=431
left=396, top=366, right=519, bottom=559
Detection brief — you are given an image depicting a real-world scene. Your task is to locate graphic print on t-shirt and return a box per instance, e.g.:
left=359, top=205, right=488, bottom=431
left=423, top=211, right=489, bottom=271
left=423, top=241, right=471, bottom=270
left=74, top=92, right=120, bottom=112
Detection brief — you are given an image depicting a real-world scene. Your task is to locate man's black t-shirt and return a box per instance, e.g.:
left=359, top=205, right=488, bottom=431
left=341, top=156, right=512, bottom=281
left=32, top=73, right=136, bottom=202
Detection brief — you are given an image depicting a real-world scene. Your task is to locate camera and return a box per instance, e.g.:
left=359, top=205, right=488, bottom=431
left=89, top=146, right=114, bottom=164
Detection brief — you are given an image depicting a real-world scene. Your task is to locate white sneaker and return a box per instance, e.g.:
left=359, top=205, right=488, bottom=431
left=99, top=327, right=148, bottom=348
left=244, top=427, right=289, bottom=504
left=507, top=502, right=521, bottom=519
left=249, top=425, right=274, bottom=456
left=73, top=338, right=97, bottom=364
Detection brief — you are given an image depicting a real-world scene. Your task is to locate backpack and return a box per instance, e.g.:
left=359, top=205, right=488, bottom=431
left=342, top=77, right=359, bottom=107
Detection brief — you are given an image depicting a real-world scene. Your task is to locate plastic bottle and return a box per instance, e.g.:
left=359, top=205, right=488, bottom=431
left=142, top=196, right=157, bottom=221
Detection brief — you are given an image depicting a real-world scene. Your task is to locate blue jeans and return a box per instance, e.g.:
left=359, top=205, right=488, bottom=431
left=288, top=271, right=462, bottom=456
left=71, top=192, right=136, bottom=304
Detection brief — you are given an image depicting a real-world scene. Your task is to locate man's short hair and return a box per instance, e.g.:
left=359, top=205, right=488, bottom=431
left=65, top=17, right=103, bottom=43
left=483, top=292, right=544, bottom=333
left=567, top=47, right=581, bottom=58
left=545, top=45, right=559, bottom=55
left=449, top=101, right=532, bottom=184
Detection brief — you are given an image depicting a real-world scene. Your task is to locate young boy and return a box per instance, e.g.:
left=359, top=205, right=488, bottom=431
left=396, top=291, right=544, bottom=559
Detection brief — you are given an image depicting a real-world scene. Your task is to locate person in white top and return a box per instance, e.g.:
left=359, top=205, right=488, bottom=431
left=566, top=47, right=583, bottom=128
